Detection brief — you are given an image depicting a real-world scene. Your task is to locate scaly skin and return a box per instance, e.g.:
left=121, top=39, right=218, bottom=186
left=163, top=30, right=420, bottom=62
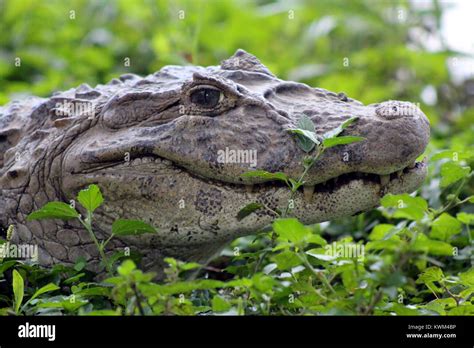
left=0, top=50, right=430, bottom=274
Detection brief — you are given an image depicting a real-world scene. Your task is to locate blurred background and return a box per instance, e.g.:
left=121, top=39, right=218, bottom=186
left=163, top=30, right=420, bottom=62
left=0, top=0, right=473, bottom=198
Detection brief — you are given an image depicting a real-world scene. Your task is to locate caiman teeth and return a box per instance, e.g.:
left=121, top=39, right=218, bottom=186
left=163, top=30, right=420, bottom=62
left=380, top=174, right=390, bottom=186
left=396, top=169, right=403, bottom=178
left=303, top=185, right=315, bottom=202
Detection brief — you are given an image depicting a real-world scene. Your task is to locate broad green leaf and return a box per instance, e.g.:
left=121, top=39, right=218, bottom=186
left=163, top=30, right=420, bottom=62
left=112, top=219, right=157, bottom=236
left=459, top=269, right=474, bottom=286
left=457, top=212, right=474, bottom=225
left=241, top=170, right=289, bottom=184
left=431, top=150, right=473, bottom=162
left=117, top=260, right=136, bottom=276
left=412, top=234, right=454, bottom=256
left=12, top=269, right=24, bottom=314
left=29, top=283, right=60, bottom=302
left=22, top=283, right=60, bottom=312
left=322, top=135, right=364, bottom=148
left=306, top=248, right=336, bottom=261
left=307, top=234, right=327, bottom=246
left=297, top=114, right=316, bottom=132
left=287, top=128, right=320, bottom=152
left=237, top=203, right=263, bottom=221
left=77, top=184, right=103, bottom=213
left=74, top=257, right=87, bottom=272
left=322, top=116, right=359, bottom=139
left=27, top=202, right=80, bottom=221
left=430, top=213, right=462, bottom=241
left=212, top=296, right=231, bottom=312
left=381, top=194, right=428, bottom=221
left=384, top=303, right=420, bottom=316
left=416, top=267, right=444, bottom=284
left=440, top=161, right=470, bottom=188
left=368, top=224, right=399, bottom=241
left=273, top=218, right=311, bottom=244
left=366, top=239, right=402, bottom=251
left=288, top=115, right=319, bottom=152
left=272, top=250, right=302, bottom=270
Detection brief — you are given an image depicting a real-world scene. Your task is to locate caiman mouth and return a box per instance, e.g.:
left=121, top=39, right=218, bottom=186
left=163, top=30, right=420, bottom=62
left=75, top=154, right=427, bottom=198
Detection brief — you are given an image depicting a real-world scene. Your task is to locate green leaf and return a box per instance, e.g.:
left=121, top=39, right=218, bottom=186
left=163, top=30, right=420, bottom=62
left=430, top=213, right=462, bottom=241
left=323, top=135, right=364, bottom=148
left=212, top=296, right=231, bottom=312
left=272, top=250, right=302, bottom=270
left=368, top=224, right=399, bottom=241
left=77, top=184, right=104, bottom=213
left=412, top=234, right=454, bottom=256
left=381, top=194, right=428, bottom=221
left=459, top=269, right=474, bottom=286
left=117, top=260, right=136, bottom=276
left=297, top=114, right=316, bottom=133
left=12, top=269, right=24, bottom=314
left=273, top=218, right=311, bottom=244
left=322, top=116, right=359, bottom=139
left=26, top=202, right=80, bottom=221
left=112, top=219, right=157, bottom=236
left=74, top=257, right=87, bottom=272
left=237, top=203, right=263, bottom=221
left=440, top=161, right=471, bottom=188
left=431, top=150, right=473, bottom=162
left=307, top=234, right=327, bottom=246
left=416, top=267, right=444, bottom=284
left=241, top=170, right=289, bottom=184
left=288, top=115, right=319, bottom=152
left=457, top=212, right=474, bottom=225
left=22, top=283, right=60, bottom=312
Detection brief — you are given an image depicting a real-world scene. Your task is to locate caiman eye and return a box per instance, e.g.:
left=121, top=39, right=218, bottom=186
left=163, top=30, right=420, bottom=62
left=190, top=87, right=223, bottom=108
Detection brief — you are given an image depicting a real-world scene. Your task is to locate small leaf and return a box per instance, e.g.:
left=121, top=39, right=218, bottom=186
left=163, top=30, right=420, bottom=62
left=237, top=203, right=263, bottom=221
left=430, top=213, right=462, bottom=241
left=23, top=283, right=60, bottom=311
left=297, top=114, right=316, bottom=132
left=273, top=218, right=311, bottom=244
left=12, top=269, right=24, bottom=314
left=77, top=184, right=104, bottom=213
left=381, top=194, right=428, bottom=221
left=212, top=296, right=232, bottom=312
left=322, top=116, right=359, bottom=139
left=440, top=161, right=471, bottom=188
left=323, top=136, right=364, bottom=149
left=287, top=128, right=321, bottom=152
left=112, top=219, right=157, bottom=236
left=272, top=250, right=302, bottom=270
left=457, top=212, right=474, bottom=225
left=117, top=260, right=136, bottom=276
left=416, top=267, right=444, bottom=284
left=74, top=257, right=87, bottom=271
left=27, top=202, right=80, bottom=221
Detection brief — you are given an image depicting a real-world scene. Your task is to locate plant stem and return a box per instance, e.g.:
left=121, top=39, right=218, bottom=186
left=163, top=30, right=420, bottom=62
left=78, top=213, right=112, bottom=274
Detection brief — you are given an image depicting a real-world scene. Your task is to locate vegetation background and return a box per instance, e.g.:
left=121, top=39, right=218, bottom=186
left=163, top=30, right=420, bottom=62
left=0, top=0, right=473, bottom=315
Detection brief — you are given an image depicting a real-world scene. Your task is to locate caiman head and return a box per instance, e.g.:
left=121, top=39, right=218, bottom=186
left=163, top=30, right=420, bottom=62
left=0, top=49, right=430, bottom=269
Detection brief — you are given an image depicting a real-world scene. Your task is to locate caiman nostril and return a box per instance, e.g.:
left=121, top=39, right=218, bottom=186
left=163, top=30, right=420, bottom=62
left=375, top=101, right=418, bottom=119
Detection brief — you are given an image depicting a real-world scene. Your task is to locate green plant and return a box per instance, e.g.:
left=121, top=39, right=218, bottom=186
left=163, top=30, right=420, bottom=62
left=26, top=184, right=157, bottom=274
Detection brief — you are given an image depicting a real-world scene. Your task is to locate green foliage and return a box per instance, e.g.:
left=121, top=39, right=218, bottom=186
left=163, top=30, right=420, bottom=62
left=1, top=0, right=473, bottom=316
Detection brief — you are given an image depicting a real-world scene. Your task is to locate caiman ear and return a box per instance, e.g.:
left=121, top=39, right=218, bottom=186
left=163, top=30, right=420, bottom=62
left=221, top=49, right=275, bottom=77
